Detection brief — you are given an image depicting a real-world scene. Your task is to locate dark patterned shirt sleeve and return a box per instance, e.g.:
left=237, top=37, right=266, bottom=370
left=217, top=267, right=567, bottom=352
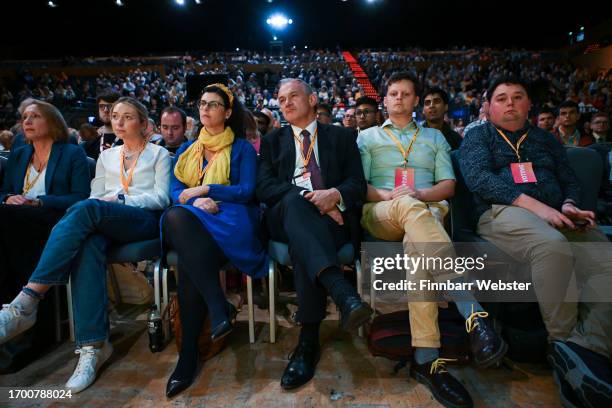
left=458, top=125, right=523, bottom=206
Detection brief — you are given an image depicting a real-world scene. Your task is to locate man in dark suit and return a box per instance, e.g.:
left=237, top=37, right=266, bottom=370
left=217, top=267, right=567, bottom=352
left=256, top=78, right=372, bottom=390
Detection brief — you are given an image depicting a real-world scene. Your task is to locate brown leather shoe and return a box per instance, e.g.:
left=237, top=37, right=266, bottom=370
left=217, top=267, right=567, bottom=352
left=410, top=358, right=473, bottom=408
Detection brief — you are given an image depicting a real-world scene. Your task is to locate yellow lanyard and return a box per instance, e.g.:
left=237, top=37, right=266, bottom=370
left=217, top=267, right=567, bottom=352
left=23, top=163, right=46, bottom=195
left=120, top=146, right=144, bottom=194
left=293, top=128, right=318, bottom=168
left=383, top=126, right=420, bottom=168
left=495, top=128, right=529, bottom=162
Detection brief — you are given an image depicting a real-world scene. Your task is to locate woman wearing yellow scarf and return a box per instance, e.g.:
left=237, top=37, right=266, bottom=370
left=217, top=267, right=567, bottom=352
left=160, top=84, right=268, bottom=398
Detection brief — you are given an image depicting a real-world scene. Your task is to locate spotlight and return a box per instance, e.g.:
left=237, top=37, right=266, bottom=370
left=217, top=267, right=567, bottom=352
left=195, top=0, right=202, bottom=3
left=47, top=1, right=58, bottom=7
left=266, top=14, right=293, bottom=30
left=116, top=0, right=124, bottom=6
left=175, top=0, right=185, bottom=5
left=273, top=36, right=278, bottom=41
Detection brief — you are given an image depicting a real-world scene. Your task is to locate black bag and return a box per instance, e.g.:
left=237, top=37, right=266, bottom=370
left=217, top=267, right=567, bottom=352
left=367, top=306, right=471, bottom=372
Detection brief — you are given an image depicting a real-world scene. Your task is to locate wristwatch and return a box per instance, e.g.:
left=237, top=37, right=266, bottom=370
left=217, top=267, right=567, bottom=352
left=118, top=194, right=126, bottom=205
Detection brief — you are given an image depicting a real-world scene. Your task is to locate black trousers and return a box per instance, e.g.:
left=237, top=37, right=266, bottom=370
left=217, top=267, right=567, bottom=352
left=0, top=204, right=64, bottom=303
left=265, top=191, right=350, bottom=323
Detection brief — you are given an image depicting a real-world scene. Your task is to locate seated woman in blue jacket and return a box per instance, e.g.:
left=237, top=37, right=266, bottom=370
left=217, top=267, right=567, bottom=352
left=0, top=100, right=90, bottom=303
left=161, top=84, right=268, bottom=398
left=0, top=97, right=171, bottom=393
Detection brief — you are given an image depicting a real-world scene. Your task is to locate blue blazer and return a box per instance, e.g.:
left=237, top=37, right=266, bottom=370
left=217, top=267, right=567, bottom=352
left=0, top=142, right=91, bottom=210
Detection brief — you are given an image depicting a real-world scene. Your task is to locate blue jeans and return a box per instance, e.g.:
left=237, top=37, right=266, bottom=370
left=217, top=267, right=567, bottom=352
left=29, top=199, right=160, bottom=347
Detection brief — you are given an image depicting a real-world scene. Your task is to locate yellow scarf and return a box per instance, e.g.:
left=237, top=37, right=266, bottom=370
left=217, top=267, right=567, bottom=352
left=174, top=127, right=234, bottom=188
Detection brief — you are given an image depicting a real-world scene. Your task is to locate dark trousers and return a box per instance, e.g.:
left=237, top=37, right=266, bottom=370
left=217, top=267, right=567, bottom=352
left=0, top=205, right=64, bottom=303
left=265, top=191, right=350, bottom=323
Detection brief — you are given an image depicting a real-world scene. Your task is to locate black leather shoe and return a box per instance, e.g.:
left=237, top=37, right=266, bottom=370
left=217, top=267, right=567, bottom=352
left=465, top=314, right=508, bottom=367
left=210, top=302, right=238, bottom=343
left=166, top=365, right=197, bottom=398
left=339, top=295, right=372, bottom=330
left=410, top=358, right=473, bottom=408
left=280, top=341, right=321, bottom=390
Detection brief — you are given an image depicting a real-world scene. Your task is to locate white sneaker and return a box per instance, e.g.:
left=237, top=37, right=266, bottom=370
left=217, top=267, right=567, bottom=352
left=0, top=303, right=37, bottom=345
left=65, top=340, right=113, bottom=394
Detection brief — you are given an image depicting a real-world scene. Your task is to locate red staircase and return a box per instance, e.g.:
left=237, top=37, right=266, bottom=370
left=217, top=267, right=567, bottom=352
left=342, top=51, right=381, bottom=102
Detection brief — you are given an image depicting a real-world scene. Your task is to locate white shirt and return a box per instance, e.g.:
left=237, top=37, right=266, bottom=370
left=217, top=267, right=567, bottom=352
left=289, top=120, right=345, bottom=210
left=90, top=143, right=171, bottom=210
left=290, top=120, right=319, bottom=178
left=23, top=165, right=46, bottom=200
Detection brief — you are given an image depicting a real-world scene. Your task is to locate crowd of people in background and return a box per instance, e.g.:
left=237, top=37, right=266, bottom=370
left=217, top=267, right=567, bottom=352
left=0, top=48, right=611, bottom=406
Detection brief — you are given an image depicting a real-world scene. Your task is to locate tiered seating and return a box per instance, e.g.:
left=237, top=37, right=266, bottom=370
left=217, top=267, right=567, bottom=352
left=342, top=51, right=381, bottom=102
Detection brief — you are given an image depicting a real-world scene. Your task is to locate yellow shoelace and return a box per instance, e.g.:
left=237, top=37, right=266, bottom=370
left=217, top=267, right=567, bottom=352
left=430, top=358, right=457, bottom=374
left=465, top=304, right=489, bottom=333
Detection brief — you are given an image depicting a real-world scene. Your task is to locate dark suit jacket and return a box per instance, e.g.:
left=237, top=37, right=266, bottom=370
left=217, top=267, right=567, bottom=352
left=256, top=122, right=367, bottom=251
left=0, top=142, right=91, bottom=209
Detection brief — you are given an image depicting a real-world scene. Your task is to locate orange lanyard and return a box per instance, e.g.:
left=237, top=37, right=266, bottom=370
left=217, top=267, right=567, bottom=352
left=198, top=152, right=219, bottom=183
left=120, top=146, right=143, bottom=194
left=495, top=128, right=529, bottom=162
left=293, top=128, right=318, bottom=168
left=23, top=164, right=45, bottom=195
left=383, top=126, right=420, bottom=168
left=22, top=152, right=49, bottom=195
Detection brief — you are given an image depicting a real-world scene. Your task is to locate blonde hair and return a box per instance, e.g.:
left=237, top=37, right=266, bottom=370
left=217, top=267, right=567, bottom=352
left=21, top=100, right=69, bottom=143
left=111, top=97, right=149, bottom=124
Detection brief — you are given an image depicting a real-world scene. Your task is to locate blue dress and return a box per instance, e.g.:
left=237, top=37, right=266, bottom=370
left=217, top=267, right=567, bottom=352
left=161, top=138, right=268, bottom=278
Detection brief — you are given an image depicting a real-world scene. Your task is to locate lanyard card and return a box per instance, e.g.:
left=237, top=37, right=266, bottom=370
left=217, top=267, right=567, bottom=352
left=510, top=162, right=537, bottom=184
left=294, top=171, right=314, bottom=191
left=395, top=167, right=415, bottom=189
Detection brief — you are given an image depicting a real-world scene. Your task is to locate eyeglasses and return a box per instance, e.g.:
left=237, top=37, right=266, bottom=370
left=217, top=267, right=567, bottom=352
left=98, top=103, right=113, bottom=112
left=355, top=109, right=375, bottom=117
left=197, top=100, right=225, bottom=110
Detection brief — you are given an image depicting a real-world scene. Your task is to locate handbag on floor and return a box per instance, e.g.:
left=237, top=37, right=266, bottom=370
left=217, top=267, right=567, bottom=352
left=165, top=294, right=242, bottom=361
left=367, top=306, right=471, bottom=371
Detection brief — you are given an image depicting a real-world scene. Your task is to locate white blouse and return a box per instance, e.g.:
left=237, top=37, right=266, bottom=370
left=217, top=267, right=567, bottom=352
left=90, top=143, right=171, bottom=210
left=23, top=165, right=46, bottom=200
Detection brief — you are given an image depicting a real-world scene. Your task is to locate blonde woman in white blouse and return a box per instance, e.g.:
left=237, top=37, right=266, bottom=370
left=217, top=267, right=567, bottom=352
left=0, top=97, right=171, bottom=394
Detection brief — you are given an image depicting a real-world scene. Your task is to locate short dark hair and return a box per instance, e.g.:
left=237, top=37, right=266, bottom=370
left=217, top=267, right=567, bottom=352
left=253, top=110, right=271, bottom=128
left=96, top=91, right=121, bottom=104
left=355, top=96, right=378, bottom=110
left=558, top=100, right=579, bottom=112
left=316, top=103, right=332, bottom=115
left=422, top=87, right=449, bottom=105
left=386, top=71, right=421, bottom=97
left=486, top=76, right=531, bottom=101
left=591, top=111, right=609, bottom=121
left=537, top=107, right=556, bottom=117
left=161, top=106, right=187, bottom=128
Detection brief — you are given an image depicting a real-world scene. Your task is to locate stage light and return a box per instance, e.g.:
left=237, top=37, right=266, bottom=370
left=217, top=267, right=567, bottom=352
left=175, top=0, right=185, bottom=5
left=116, top=0, right=124, bottom=6
left=266, top=14, right=293, bottom=30
left=273, top=36, right=278, bottom=41
left=47, top=1, right=58, bottom=7
left=236, top=48, right=240, bottom=51
left=195, top=0, right=202, bottom=3
left=304, top=45, right=308, bottom=49
left=580, top=26, right=584, bottom=31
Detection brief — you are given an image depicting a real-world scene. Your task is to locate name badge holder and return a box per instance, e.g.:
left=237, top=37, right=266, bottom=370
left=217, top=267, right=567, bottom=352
left=383, top=127, right=419, bottom=189
left=292, top=129, right=318, bottom=192
left=495, top=128, right=537, bottom=184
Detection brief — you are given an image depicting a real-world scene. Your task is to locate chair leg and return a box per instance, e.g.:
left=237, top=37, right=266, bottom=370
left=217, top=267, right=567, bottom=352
left=369, top=256, right=376, bottom=314
left=66, top=278, right=75, bottom=342
left=269, top=258, right=276, bottom=344
left=162, top=265, right=170, bottom=340
left=246, top=275, right=255, bottom=344
left=355, top=259, right=365, bottom=338
left=153, top=259, right=162, bottom=317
